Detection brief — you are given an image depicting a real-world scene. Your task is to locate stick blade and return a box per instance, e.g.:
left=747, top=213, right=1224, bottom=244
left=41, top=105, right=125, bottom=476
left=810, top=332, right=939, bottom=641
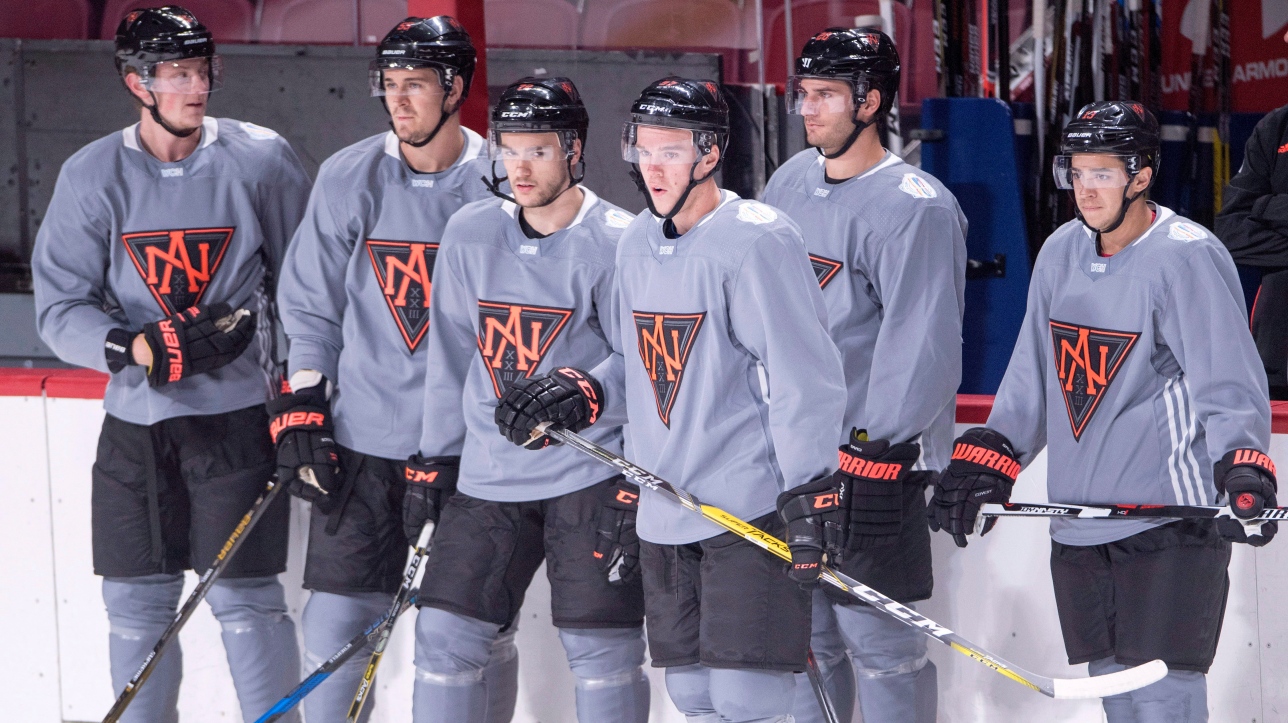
left=1051, top=659, right=1168, bottom=699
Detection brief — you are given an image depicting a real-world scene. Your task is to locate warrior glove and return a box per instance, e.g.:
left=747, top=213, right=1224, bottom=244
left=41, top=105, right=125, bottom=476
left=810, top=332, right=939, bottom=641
left=777, top=475, right=847, bottom=585
left=495, top=367, right=603, bottom=449
left=402, top=455, right=460, bottom=543
left=140, top=303, right=256, bottom=387
left=1214, top=448, right=1278, bottom=547
left=837, top=430, right=921, bottom=551
left=268, top=379, right=341, bottom=513
left=593, top=478, right=641, bottom=585
left=928, top=427, right=1021, bottom=548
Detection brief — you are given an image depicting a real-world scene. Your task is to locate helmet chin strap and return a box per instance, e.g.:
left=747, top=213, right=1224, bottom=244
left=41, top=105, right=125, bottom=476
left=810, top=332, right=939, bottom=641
left=1074, top=184, right=1146, bottom=236
left=386, top=93, right=462, bottom=149
left=631, top=158, right=716, bottom=221
left=145, top=92, right=200, bottom=139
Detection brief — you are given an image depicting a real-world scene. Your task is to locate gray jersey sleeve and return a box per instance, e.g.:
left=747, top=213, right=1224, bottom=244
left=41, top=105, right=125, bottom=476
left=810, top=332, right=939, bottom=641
left=986, top=261, right=1052, bottom=466
left=417, top=238, right=472, bottom=457
left=863, top=204, right=964, bottom=444
left=729, top=228, right=847, bottom=489
left=256, top=139, right=311, bottom=281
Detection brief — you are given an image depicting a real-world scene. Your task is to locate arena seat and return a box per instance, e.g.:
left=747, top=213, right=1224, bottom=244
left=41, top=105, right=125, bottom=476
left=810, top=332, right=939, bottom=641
left=259, top=0, right=408, bottom=45
left=486, top=0, right=581, bottom=49
left=100, top=0, right=254, bottom=42
left=581, top=0, right=747, bottom=49
left=0, top=0, right=90, bottom=40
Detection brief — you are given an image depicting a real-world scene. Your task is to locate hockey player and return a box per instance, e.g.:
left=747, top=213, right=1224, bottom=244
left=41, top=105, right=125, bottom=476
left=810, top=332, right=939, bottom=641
left=407, top=76, right=649, bottom=723
left=762, top=27, right=965, bottom=723
left=494, top=76, right=848, bottom=723
left=273, top=16, right=512, bottom=723
left=929, top=101, right=1276, bottom=723
left=31, top=6, right=309, bottom=722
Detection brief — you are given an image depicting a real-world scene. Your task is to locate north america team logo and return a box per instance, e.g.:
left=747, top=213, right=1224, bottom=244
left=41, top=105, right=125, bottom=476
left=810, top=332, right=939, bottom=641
left=808, top=254, right=843, bottom=289
left=633, top=311, right=705, bottom=427
left=122, top=227, right=234, bottom=315
left=1049, top=320, right=1140, bottom=441
left=477, top=301, right=573, bottom=397
left=366, top=240, right=439, bottom=352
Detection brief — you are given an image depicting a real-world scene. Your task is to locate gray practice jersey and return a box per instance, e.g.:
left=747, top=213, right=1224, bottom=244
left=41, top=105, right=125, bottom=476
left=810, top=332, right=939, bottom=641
left=33, top=118, right=310, bottom=425
left=278, top=129, right=492, bottom=460
left=763, top=150, right=967, bottom=469
left=591, top=191, right=847, bottom=544
left=418, top=189, right=634, bottom=501
left=988, top=204, right=1270, bottom=545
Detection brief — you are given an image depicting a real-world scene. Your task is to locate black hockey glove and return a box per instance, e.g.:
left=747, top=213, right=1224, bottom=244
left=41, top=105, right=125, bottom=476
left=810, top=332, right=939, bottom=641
left=928, top=427, right=1021, bottom=548
left=268, top=381, right=341, bottom=513
left=403, top=455, right=460, bottom=543
left=140, top=303, right=256, bottom=387
left=1214, top=448, right=1278, bottom=547
left=593, top=478, right=641, bottom=585
left=837, top=430, right=921, bottom=552
left=495, top=367, right=604, bottom=449
left=777, top=475, right=847, bottom=585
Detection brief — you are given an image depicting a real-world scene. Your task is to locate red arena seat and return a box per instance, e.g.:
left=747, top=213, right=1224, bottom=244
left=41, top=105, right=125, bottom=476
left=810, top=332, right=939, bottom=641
left=486, top=0, right=581, bottom=49
left=581, top=0, right=747, bottom=49
left=259, top=0, right=408, bottom=45
left=0, top=0, right=90, bottom=40
left=101, top=0, right=254, bottom=42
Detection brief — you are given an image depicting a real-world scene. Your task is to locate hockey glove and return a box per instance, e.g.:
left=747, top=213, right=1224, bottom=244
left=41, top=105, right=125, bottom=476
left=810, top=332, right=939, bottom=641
left=1214, top=448, right=1278, bottom=547
left=140, top=303, right=256, bottom=387
left=928, top=427, right=1021, bottom=548
left=593, top=478, right=641, bottom=585
left=403, top=455, right=460, bottom=543
left=837, top=430, right=921, bottom=552
left=777, top=475, right=847, bottom=585
left=495, top=367, right=604, bottom=449
left=268, top=380, right=341, bottom=513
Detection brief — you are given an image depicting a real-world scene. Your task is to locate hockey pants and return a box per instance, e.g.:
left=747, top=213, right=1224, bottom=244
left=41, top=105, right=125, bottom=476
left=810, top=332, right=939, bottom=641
left=1091, top=657, right=1208, bottom=723
left=792, top=589, right=937, bottom=723
left=665, top=663, right=797, bottom=723
left=103, top=573, right=300, bottom=723
left=413, top=606, right=648, bottom=723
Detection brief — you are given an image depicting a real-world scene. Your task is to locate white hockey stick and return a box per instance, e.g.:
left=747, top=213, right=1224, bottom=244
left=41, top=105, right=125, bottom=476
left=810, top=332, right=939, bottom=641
left=534, top=423, right=1168, bottom=699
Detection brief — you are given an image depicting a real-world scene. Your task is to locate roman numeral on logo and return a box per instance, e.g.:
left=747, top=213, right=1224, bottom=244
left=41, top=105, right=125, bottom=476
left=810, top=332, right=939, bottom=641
left=1049, top=320, right=1140, bottom=441
left=476, top=301, right=574, bottom=397
left=808, top=254, right=843, bottom=289
left=122, top=228, right=235, bottom=315
left=366, top=240, right=440, bottom=352
left=633, top=311, right=705, bottom=427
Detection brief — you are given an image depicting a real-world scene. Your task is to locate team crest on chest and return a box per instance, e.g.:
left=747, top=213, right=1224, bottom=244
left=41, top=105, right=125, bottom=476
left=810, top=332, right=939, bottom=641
left=476, top=301, right=574, bottom=397
left=633, top=311, right=705, bottom=427
left=1049, top=320, right=1140, bottom=441
left=122, top=227, right=235, bottom=316
left=366, top=239, right=439, bottom=352
left=808, top=254, right=843, bottom=289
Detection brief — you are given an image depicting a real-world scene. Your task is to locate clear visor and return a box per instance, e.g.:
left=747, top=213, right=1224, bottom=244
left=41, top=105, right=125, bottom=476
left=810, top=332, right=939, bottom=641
left=487, top=130, right=574, bottom=161
left=368, top=62, right=444, bottom=97
left=139, top=56, right=223, bottom=94
left=1053, top=155, right=1133, bottom=190
left=787, top=76, right=859, bottom=115
left=621, top=122, right=702, bottom=166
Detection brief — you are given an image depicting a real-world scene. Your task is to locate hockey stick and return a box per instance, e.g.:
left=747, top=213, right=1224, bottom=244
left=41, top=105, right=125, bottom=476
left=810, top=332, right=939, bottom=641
left=535, top=423, right=1168, bottom=699
left=981, top=501, right=1285, bottom=524
left=103, top=477, right=285, bottom=723
left=804, top=649, right=840, bottom=723
left=346, top=522, right=435, bottom=722
left=253, top=590, right=420, bottom=723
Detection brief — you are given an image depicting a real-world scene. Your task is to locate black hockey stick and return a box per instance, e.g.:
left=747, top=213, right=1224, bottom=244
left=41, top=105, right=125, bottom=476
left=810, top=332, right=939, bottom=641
left=103, top=477, right=285, bottom=723
left=535, top=423, right=1168, bottom=699
left=804, top=649, right=840, bottom=723
left=982, top=501, right=1286, bottom=523
left=346, top=522, right=435, bottom=722
left=253, top=590, right=420, bottom=723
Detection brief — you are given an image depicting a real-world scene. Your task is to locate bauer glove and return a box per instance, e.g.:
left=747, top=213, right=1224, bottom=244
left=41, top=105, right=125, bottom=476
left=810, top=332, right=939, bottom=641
left=777, top=475, right=847, bottom=585
left=837, top=430, right=921, bottom=551
left=593, top=478, right=641, bottom=585
left=1214, top=448, right=1278, bottom=547
left=495, top=367, right=603, bottom=449
left=140, top=302, right=256, bottom=387
left=268, top=377, right=341, bottom=513
left=402, top=455, right=459, bottom=543
left=928, top=427, right=1021, bottom=548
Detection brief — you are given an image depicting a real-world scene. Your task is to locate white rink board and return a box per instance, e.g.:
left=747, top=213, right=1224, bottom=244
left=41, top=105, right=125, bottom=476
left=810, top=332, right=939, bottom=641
left=5, top=394, right=1288, bottom=722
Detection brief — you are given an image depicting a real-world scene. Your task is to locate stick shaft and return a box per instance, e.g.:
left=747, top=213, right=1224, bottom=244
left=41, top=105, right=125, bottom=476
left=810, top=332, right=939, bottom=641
left=982, top=501, right=1288, bottom=522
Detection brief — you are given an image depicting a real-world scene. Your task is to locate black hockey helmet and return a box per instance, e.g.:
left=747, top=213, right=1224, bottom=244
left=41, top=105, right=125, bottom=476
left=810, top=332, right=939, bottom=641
left=791, top=27, right=900, bottom=158
left=622, top=76, right=730, bottom=219
left=372, top=16, right=476, bottom=98
left=485, top=77, right=590, bottom=204
left=114, top=6, right=219, bottom=138
left=1055, top=101, right=1161, bottom=234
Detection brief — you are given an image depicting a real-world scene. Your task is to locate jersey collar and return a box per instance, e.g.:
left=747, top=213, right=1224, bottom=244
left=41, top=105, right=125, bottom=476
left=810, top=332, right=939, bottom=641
left=647, top=189, right=739, bottom=263
left=384, top=126, right=484, bottom=178
left=501, top=186, right=599, bottom=258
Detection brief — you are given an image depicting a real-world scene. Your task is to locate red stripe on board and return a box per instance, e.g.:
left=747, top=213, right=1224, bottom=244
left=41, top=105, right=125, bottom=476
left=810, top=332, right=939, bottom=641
left=0, top=369, right=49, bottom=396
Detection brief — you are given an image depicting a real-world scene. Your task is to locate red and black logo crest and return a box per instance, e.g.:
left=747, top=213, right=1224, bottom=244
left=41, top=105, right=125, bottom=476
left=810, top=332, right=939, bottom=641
left=1049, top=320, right=1140, bottom=441
left=633, top=311, right=704, bottom=427
left=122, top=228, right=234, bottom=316
left=476, top=300, right=574, bottom=397
left=808, top=254, right=843, bottom=289
left=366, top=240, right=439, bottom=353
